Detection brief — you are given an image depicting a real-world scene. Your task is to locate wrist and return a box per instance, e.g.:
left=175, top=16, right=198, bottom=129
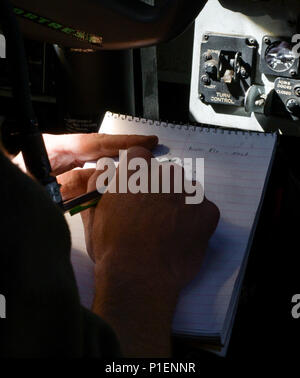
left=93, top=256, right=179, bottom=357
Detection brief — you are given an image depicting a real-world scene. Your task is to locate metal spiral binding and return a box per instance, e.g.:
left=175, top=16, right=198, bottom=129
left=106, top=112, right=276, bottom=137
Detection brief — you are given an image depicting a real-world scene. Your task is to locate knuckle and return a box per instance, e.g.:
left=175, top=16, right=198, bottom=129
left=127, top=146, right=153, bottom=160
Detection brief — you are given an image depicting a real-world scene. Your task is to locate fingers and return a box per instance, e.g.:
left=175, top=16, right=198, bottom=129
left=80, top=200, right=97, bottom=262
left=43, top=133, right=158, bottom=177
left=86, top=168, right=104, bottom=193
left=58, top=167, right=101, bottom=260
left=116, top=147, right=197, bottom=198
left=57, top=169, right=95, bottom=200
left=113, top=146, right=154, bottom=193
left=126, top=145, right=155, bottom=160
left=80, top=168, right=103, bottom=262
left=121, top=146, right=154, bottom=173
left=68, top=133, right=158, bottom=162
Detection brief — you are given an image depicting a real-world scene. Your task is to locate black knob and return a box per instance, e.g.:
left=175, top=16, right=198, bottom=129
left=286, top=98, right=300, bottom=115
left=204, top=62, right=217, bottom=78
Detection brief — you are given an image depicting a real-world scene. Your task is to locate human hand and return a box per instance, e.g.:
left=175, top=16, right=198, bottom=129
left=76, top=146, right=220, bottom=357
left=12, top=132, right=158, bottom=177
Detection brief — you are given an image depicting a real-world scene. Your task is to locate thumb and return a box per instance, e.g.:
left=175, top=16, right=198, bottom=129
left=57, top=168, right=96, bottom=201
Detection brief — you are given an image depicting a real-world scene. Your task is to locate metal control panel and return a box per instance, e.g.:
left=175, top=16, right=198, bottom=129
left=260, top=36, right=300, bottom=79
left=190, top=0, right=300, bottom=136
left=272, top=78, right=300, bottom=120
left=198, top=33, right=257, bottom=107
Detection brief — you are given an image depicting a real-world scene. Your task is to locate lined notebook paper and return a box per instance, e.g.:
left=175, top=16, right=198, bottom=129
left=66, top=112, right=277, bottom=356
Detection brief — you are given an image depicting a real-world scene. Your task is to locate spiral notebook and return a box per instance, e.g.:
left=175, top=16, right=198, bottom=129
left=67, top=111, right=277, bottom=356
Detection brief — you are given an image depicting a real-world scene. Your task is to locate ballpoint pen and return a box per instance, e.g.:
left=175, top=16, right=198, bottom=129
left=62, top=190, right=102, bottom=216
